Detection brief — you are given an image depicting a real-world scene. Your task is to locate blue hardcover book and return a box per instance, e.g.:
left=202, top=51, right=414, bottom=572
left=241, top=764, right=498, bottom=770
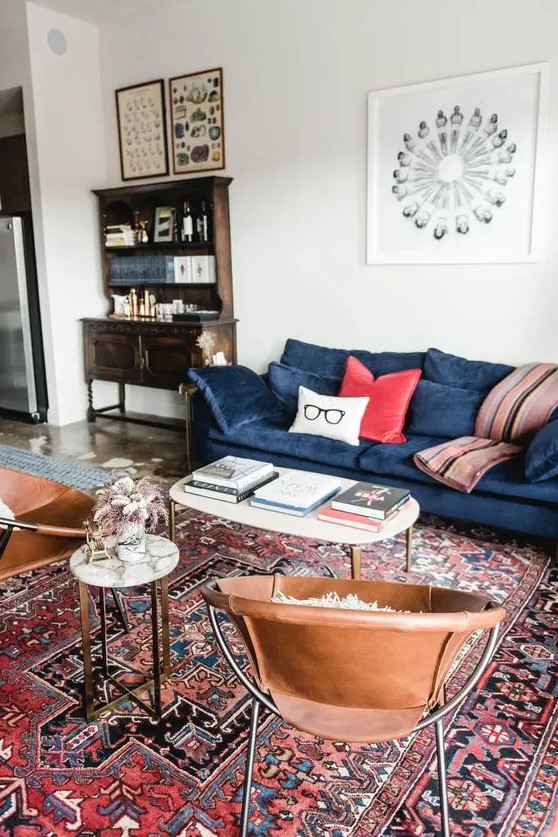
left=249, top=491, right=339, bottom=516
left=249, top=471, right=341, bottom=514
left=109, top=255, right=176, bottom=285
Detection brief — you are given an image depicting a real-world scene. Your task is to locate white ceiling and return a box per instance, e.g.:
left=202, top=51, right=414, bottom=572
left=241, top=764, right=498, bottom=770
left=20, top=0, right=183, bottom=25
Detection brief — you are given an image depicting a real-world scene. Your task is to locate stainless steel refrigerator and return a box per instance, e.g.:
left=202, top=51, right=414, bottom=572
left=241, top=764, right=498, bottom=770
left=0, top=214, right=47, bottom=422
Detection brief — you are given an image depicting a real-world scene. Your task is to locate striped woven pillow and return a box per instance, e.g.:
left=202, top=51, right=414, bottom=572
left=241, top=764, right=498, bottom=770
left=475, top=363, right=558, bottom=443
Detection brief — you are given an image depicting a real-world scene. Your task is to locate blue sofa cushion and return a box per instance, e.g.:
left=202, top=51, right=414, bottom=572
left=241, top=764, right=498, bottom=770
left=424, top=348, right=514, bottom=392
left=359, top=433, right=558, bottom=504
left=280, top=339, right=350, bottom=376
left=281, top=338, right=424, bottom=378
left=351, top=349, right=425, bottom=378
left=407, top=380, right=484, bottom=438
left=359, top=435, right=445, bottom=486
left=188, top=365, right=284, bottom=433
left=267, top=362, right=340, bottom=416
left=525, top=420, right=558, bottom=482
left=209, top=419, right=374, bottom=470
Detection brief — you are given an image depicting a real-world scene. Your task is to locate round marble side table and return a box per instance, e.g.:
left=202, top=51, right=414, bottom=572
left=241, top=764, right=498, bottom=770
left=70, top=534, right=179, bottom=722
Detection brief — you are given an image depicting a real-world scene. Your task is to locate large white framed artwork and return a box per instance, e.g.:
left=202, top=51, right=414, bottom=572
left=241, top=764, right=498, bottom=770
left=367, top=64, right=549, bottom=264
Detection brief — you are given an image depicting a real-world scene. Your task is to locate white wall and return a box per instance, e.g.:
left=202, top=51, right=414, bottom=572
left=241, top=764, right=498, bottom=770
left=0, top=1, right=30, bottom=89
left=26, top=2, right=109, bottom=425
left=99, top=0, right=558, bottom=386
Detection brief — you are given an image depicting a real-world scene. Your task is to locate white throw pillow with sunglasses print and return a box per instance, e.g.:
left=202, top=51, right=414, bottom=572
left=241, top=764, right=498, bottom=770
left=289, top=386, right=369, bottom=446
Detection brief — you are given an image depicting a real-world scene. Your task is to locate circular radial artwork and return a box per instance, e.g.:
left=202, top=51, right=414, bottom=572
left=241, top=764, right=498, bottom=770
left=391, top=107, right=517, bottom=239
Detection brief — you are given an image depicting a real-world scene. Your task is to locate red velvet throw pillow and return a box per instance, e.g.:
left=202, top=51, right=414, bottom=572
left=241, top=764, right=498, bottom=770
left=338, top=356, right=421, bottom=443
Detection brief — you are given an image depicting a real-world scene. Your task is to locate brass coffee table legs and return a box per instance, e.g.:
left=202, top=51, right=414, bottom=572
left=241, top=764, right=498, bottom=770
left=169, top=498, right=178, bottom=543
left=170, top=489, right=415, bottom=581
left=405, top=525, right=413, bottom=573
left=78, top=579, right=171, bottom=721
left=350, top=526, right=413, bottom=580
left=350, top=545, right=362, bottom=580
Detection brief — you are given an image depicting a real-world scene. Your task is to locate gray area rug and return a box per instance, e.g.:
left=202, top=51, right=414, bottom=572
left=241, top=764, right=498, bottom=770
left=0, top=443, right=110, bottom=490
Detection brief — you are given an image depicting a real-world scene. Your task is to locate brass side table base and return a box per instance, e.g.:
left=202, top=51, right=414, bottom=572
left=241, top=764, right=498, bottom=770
left=71, top=534, right=179, bottom=723
left=78, top=577, right=171, bottom=721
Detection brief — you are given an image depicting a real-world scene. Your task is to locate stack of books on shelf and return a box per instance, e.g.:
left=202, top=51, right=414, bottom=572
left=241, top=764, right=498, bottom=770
left=249, top=471, right=342, bottom=517
left=183, top=456, right=278, bottom=503
left=317, top=481, right=410, bottom=532
left=105, top=224, right=136, bottom=247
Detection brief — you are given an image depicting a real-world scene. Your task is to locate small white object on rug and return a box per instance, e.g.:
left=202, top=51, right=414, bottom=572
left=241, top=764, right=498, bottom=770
left=271, top=590, right=403, bottom=612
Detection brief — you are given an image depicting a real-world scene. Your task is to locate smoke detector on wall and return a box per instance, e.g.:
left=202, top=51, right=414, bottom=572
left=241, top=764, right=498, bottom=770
left=47, top=28, right=67, bottom=56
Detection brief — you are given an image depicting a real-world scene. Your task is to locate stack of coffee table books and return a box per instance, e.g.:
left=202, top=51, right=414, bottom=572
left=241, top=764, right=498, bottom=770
left=249, top=471, right=342, bottom=517
left=317, top=481, right=410, bottom=532
left=183, top=456, right=278, bottom=503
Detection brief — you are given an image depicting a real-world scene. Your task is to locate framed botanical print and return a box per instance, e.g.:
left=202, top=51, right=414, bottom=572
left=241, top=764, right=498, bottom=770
left=169, top=68, right=225, bottom=175
left=115, top=79, right=169, bottom=181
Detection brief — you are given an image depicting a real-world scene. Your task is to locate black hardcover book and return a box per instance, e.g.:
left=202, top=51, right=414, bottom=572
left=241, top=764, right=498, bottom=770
left=331, top=481, right=410, bottom=520
left=183, top=472, right=280, bottom=504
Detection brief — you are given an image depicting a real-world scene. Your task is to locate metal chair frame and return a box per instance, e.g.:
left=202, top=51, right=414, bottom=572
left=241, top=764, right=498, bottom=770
left=0, top=516, right=129, bottom=633
left=206, top=587, right=501, bottom=837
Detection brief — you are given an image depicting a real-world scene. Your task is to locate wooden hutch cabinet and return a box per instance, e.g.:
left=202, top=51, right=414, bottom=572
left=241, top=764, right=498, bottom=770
left=83, top=176, right=237, bottom=429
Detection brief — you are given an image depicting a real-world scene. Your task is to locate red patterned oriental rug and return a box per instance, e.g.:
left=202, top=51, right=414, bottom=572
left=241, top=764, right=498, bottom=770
left=0, top=509, right=556, bottom=837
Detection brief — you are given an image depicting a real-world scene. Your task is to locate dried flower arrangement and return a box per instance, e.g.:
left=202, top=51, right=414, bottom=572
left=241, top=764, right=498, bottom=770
left=92, top=476, right=168, bottom=539
left=196, top=331, right=215, bottom=365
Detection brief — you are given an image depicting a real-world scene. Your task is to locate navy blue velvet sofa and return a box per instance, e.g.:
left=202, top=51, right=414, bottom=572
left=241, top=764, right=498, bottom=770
left=189, top=339, right=558, bottom=540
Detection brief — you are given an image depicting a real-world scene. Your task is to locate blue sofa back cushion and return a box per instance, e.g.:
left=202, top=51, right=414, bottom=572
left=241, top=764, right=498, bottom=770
left=281, top=338, right=424, bottom=378
left=407, top=380, right=484, bottom=438
left=424, top=347, right=514, bottom=392
left=525, top=419, right=558, bottom=482
left=188, top=365, right=285, bottom=433
left=267, top=362, right=340, bottom=416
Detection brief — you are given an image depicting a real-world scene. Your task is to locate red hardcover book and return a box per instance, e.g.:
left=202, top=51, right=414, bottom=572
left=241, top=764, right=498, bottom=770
left=318, top=499, right=412, bottom=531
left=317, top=506, right=386, bottom=532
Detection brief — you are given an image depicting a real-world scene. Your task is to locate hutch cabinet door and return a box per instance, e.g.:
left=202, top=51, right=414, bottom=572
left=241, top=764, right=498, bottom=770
left=140, top=333, right=195, bottom=390
left=85, top=326, right=142, bottom=384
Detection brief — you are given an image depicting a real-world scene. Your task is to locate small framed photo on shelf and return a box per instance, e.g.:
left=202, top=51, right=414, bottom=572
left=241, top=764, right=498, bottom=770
left=153, top=206, right=176, bottom=242
left=169, top=68, right=225, bottom=175
left=191, top=255, right=216, bottom=284
left=174, top=256, right=193, bottom=283
left=115, top=79, right=169, bottom=181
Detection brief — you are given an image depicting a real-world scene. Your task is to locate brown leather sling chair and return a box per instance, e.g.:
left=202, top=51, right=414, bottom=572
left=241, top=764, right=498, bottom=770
left=202, top=574, right=506, bottom=837
left=0, top=466, right=128, bottom=629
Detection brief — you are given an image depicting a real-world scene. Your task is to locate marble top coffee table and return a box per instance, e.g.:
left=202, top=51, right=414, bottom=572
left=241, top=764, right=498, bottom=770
left=169, top=468, right=419, bottom=579
left=70, top=534, right=179, bottom=721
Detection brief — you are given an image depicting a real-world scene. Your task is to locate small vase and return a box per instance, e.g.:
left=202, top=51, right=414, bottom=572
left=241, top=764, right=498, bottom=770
left=116, top=526, right=147, bottom=563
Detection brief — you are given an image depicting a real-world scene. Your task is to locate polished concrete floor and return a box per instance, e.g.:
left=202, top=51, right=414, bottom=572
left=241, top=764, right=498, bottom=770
left=0, top=415, right=190, bottom=487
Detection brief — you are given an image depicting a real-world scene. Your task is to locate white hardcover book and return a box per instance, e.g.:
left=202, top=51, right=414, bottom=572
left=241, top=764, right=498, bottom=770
left=249, top=500, right=307, bottom=516
left=253, top=471, right=341, bottom=510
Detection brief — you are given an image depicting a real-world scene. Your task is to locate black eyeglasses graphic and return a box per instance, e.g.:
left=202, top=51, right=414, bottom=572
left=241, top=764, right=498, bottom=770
left=304, top=404, right=346, bottom=425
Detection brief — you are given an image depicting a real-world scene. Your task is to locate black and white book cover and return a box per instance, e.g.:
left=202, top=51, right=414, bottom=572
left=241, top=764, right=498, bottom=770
left=332, top=482, right=409, bottom=519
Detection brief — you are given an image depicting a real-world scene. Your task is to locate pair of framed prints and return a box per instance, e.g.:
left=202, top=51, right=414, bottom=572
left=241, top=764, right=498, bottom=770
left=115, top=68, right=224, bottom=181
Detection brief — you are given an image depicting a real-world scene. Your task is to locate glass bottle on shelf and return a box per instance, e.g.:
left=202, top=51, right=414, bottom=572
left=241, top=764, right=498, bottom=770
left=196, top=200, right=209, bottom=243
left=182, top=200, right=193, bottom=243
